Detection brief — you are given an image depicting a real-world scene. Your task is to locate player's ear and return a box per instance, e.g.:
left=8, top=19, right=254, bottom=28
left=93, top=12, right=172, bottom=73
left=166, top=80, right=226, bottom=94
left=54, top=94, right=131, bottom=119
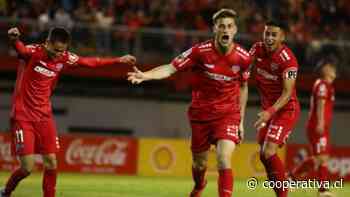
left=280, top=30, right=286, bottom=42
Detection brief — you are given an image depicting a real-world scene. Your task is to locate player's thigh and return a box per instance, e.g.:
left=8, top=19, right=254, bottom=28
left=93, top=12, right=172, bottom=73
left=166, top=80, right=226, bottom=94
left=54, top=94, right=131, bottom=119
left=190, top=120, right=211, bottom=153
left=10, top=119, right=35, bottom=156
left=265, top=109, right=300, bottom=145
left=216, top=139, right=236, bottom=157
left=211, top=115, right=240, bottom=144
left=34, top=118, right=60, bottom=154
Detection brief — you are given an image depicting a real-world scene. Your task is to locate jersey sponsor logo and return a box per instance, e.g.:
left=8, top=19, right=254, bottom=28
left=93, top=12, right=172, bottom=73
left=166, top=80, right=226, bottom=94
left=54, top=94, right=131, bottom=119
left=34, top=66, right=56, bottom=77
left=205, top=71, right=234, bottom=81
left=204, top=63, right=215, bottom=69
left=231, top=65, right=241, bottom=73
left=67, top=52, right=79, bottom=65
left=283, top=67, right=298, bottom=80
left=256, top=68, right=278, bottom=81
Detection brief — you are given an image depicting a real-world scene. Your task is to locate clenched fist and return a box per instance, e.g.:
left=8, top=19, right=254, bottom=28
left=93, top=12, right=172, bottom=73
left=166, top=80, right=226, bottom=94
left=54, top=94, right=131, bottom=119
left=8, top=27, right=21, bottom=40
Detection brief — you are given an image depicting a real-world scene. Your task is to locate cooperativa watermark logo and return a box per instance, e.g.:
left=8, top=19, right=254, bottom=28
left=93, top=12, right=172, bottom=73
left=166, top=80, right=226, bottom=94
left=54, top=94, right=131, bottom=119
left=246, top=177, right=344, bottom=191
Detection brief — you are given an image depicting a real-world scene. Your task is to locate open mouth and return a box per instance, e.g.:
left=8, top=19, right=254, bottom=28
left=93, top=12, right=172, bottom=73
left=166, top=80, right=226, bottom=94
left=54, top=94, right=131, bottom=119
left=221, top=35, right=230, bottom=42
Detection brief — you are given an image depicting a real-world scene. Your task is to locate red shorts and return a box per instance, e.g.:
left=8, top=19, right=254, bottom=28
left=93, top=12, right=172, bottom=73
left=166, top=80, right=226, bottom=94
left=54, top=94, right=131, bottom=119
left=10, top=118, right=59, bottom=156
left=190, top=115, right=240, bottom=153
left=307, top=129, right=330, bottom=155
left=257, top=108, right=300, bottom=146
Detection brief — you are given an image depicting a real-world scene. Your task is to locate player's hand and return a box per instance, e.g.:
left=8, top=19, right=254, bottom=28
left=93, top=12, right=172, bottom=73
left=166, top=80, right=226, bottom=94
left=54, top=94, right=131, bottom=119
left=238, top=122, right=245, bottom=144
left=8, top=27, right=21, bottom=40
left=127, top=66, right=149, bottom=84
left=119, top=55, right=136, bottom=65
left=254, top=111, right=272, bottom=130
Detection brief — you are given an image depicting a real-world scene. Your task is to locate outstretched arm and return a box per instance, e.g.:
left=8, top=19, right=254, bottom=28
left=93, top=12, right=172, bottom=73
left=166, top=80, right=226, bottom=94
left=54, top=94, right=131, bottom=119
left=74, top=54, right=136, bottom=68
left=8, top=27, right=32, bottom=58
left=127, top=64, right=177, bottom=84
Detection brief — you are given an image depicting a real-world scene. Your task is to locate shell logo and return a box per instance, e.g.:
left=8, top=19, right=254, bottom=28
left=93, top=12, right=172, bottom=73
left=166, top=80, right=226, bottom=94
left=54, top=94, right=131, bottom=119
left=150, top=144, right=176, bottom=172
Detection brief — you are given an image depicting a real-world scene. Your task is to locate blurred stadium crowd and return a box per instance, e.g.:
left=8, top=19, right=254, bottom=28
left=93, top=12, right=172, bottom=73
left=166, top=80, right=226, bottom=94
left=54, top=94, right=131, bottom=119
left=0, top=0, right=350, bottom=74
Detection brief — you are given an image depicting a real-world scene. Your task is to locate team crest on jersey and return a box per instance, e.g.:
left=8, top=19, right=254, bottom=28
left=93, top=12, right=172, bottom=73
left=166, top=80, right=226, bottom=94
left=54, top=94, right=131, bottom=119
left=270, top=63, right=279, bottom=71
left=231, top=65, right=241, bottom=73
left=56, top=63, right=63, bottom=71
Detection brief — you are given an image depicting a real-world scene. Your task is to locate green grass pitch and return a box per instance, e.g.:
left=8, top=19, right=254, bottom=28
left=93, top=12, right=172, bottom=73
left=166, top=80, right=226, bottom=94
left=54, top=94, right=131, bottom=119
left=0, top=172, right=349, bottom=197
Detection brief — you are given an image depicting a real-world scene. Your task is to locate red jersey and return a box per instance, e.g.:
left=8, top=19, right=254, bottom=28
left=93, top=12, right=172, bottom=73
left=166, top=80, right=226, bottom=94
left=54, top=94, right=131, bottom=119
left=307, top=79, right=335, bottom=130
left=171, top=40, right=252, bottom=121
left=249, top=42, right=299, bottom=111
left=11, top=40, right=122, bottom=121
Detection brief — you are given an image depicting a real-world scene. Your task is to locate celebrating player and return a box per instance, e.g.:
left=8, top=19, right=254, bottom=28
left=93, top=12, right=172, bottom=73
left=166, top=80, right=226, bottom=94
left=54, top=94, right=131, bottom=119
left=1, top=27, right=136, bottom=197
left=249, top=20, right=300, bottom=197
left=290, top=60, right=337, bottom=197
left=128, top=9, right=251, bottom=197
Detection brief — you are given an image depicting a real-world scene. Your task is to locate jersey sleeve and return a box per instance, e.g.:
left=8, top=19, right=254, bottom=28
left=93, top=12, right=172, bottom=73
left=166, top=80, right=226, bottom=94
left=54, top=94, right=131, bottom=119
left=14, top=41, right=37, bottom=59
left=170, top=46, right=199, bottom=71
left=280, top=49, right=298, bottom=80
left=248, top=42, right=260, bottom=58
left=314, top=82, right=328, bottom=99
left=240, top=50, right=252, bottom=82
left=66, top=52, right=122, bottom=67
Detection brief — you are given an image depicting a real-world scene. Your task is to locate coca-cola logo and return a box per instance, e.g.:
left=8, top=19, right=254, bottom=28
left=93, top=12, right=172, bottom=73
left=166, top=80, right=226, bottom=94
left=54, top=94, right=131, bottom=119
left=65, top=139, right=127, bottom=166
left=0, top=136, right=14, bottom=162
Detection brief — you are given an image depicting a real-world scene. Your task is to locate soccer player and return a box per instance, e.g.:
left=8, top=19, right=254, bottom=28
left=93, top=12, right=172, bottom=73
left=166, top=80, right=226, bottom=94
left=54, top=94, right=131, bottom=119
left=127, top=9, right=251, bottom=197
left=249, top=20, right=300, bottom=197
left=290, top=60, right=336, bottom=197
left=1, top=27, right=136, bottom=197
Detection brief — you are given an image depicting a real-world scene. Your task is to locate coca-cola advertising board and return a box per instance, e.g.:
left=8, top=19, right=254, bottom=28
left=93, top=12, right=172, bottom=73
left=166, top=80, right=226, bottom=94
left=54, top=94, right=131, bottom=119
left=286, top=144, right=350, bottom=181
left=0, top=133, right=138, bottom=175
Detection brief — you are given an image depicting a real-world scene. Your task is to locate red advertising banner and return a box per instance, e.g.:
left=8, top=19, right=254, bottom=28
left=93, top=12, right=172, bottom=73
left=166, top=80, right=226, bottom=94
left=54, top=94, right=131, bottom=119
left=0, top=133, right=138, bottom=175
left=286, top=144, right=350, bottom=181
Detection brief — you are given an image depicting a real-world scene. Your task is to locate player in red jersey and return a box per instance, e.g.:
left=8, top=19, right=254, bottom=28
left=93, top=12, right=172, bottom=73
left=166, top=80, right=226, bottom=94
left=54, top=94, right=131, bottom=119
left=0, top=27, right=136, bottom=197
left=290, top=60, right=337, bottom=197
left=249, top=20, right=300, bottom=197
left=127, top=9, right=251, bottom=197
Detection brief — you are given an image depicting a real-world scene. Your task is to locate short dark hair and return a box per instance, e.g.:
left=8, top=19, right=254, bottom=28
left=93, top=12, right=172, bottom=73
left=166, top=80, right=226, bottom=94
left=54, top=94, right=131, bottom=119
left=47, top=27, right=71, bottom=43
left=212, top=9, right=237, bottom=24
left=265, top=19, right=288, bottom=32
left=314, top=58, right=337, bottom=74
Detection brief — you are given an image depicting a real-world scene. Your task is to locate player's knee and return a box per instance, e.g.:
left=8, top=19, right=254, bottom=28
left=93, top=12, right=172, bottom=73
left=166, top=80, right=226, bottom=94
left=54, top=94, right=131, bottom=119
left=20, top=166, right=33, bottom=174
left=216, top=153, right=231, bottom=169
left=316, top=155, right=329, bottom=166
left=263, top=146, right=277, bottom=159
left=43, top=157, right=57, bottom=169
left=193, top=158, right=207, bottom=170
